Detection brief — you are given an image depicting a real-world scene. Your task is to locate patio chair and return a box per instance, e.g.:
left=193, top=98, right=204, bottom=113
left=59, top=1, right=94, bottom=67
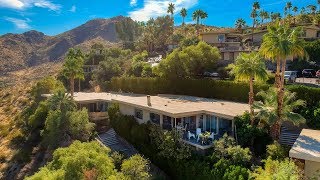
left=209, top=132, right=217, bottom=140
left=196, top=128, right=202, bottom=142
left=188, top=131, right=195, bottom=140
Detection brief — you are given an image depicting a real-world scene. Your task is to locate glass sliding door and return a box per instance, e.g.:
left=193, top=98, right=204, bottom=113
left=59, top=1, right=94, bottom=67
left=205, top=115, right=217, bottom=133
left=219, top=118, right=232, bottom=135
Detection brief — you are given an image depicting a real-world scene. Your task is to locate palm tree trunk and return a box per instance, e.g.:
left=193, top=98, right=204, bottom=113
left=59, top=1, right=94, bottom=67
left=249, top=77, right=255, bottom=125
left=70, top=76, right=74, bottom=97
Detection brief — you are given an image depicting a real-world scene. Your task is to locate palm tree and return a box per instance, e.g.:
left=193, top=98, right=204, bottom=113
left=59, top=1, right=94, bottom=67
left=235, top=18, right=246, bottom=32
left=228, top=52, right=268, bottom=125
left=48, top=90, right=76, bottom=113
left=259, top=23, right=307, bottom=132
left=180, top=8, right=187, bottom=25
left=200, top=11, right=208, bottom=25
left=270, top=12, right=281, bottom=22
left=254, top=88, right=305, bottom=139
left=167, top=3, right=175, bottom=19
left=286, top=2, right=292, bottom=15
left=259, top=10, right=269, bottom=24
left=307, top=5, right=317, bottom=15
left=318, top=0, right=320, bottom=12
left=250, top=1, right=260, bottom=45
left=62, top=48, right=85, bottom=97
left=292, top=6, right=298, bottom=24
left=192, top=9, right=202, bottom=35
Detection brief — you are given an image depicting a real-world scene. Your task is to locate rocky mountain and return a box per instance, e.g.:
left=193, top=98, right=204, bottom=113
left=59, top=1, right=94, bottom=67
left=0, top=16, right=125, bottom=73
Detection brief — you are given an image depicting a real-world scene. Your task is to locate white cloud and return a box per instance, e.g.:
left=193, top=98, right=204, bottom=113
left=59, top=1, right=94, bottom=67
left=129, top=0, right=198, bottom=22
left=0, top=0, right=61, bottom=11
left=69, top=5, right=76, bottom=12
left=130, top=0, right=137, bottom=6
left=5, top=17, right=31, bottom=29
left=33, top=0, right=61, bottom=11
left=0, top=0, right=24, bottom=9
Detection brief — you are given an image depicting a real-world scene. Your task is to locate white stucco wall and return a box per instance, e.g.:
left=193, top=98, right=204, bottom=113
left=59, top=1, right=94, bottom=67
left=305, top=160, right=320, bottom=179
left=119, top=104, right=135, bottom=116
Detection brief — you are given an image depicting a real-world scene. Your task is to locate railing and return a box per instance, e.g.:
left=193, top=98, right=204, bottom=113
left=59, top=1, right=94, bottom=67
left=89, top=112, right=108, bottom=121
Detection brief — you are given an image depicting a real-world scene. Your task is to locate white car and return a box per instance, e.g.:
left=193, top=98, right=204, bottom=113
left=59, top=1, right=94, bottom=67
left=284, top=71, right=298, bottom=83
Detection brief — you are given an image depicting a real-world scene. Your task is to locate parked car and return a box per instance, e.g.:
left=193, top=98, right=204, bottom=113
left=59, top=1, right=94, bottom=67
left=284, top=71, right=298, bottom=83
left=302, top=69, right=316, bottom=78
left=316, top=70, right=320, bottom=78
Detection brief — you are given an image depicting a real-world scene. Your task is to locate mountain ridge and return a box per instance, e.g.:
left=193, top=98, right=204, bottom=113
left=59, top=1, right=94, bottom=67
left=0, top=16, right=126, bottom=73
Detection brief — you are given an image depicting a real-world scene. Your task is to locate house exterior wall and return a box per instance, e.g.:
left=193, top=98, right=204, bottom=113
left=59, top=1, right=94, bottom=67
left=305, top=160, right=320, bottom=178
left=305, top=29, right=320, bottom=39
left=119, top=104, right=135, bottom=116
left=201, top=34, right=225, bottom=44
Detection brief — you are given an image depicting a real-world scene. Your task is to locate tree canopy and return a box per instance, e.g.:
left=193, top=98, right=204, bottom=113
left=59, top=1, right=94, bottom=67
left=155, top=41, right=220, bottom=78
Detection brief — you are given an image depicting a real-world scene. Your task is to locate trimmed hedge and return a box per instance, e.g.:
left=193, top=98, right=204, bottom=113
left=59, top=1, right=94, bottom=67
left=107, top=77, right=270, bottom=103
left=107, top=77, right=320, bottom=107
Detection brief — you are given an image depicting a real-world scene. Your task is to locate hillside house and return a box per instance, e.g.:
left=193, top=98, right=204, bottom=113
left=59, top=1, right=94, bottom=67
left=69, top=92, right=250, bottom=150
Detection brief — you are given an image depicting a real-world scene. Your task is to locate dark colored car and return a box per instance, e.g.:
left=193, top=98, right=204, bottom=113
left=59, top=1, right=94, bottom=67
left=316, top=70, right=320, bottom=78
left=302, top=69, right=316, bottom=78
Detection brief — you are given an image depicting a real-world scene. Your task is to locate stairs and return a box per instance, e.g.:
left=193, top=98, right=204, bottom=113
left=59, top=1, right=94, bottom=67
left=98, top=129, right=119, bottom=146
left=279, top=126, right=300, bottom=147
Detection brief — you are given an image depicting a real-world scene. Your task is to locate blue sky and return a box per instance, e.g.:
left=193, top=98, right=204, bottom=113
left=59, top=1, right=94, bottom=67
left=0, top=0, right=316, bottom=36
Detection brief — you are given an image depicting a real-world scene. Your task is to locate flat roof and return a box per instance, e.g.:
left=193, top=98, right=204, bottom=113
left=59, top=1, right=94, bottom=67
left=289, top=129, right=320, bottom=162
left=71, top=92, right=249, bottom=119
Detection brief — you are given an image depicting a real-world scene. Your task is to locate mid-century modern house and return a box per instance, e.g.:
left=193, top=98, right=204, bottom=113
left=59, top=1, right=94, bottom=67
left=200, top=24, right=320, bottom=65
left=289, top=129, right=320, bottom=179
left=68, top=92, right=250, bottom=150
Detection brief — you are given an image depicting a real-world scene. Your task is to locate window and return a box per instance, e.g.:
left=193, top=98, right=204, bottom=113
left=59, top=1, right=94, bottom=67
left=218, top=34, right=225, bottom=42
left=150, top=113, right=160, bottom=125
left=205, top=115, right=217, bottom=133
left=163, top=115, right=172, bottom=130
left=97, top=102, right=108, bottom=112
left=135, top=109, right=143, bottom=119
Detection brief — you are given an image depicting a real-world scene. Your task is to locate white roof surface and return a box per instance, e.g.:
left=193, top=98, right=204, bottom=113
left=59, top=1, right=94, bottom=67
left=289, top=129, right=320, bottom=162
left=72, top=92, right=249, bottom=119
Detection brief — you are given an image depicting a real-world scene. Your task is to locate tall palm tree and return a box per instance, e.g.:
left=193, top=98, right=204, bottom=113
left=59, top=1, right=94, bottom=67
left=270, top=12, right=281, bottom=22
left=254, top=88, right=305, bottom=139
left=62, top=48, right=84, bottom=97
left=167, top=3, right=175, bottom=19
left=180, top=8, right=187, bottom=25
left=228, top=52, right=268, bottom=125
left=292, top=6, right=298, bottom=24
left=286, top=2, right=292, bottom=15
left=200, top=11, right=208, bottom=25
left=259, top=10, right=269, bottom=24
left=250, top=1, right=260, bottom=45
left=259, top=23, right=307, bottom=132
left=192, top=9, right=202, bottom=35
left=235, top=18, right=246, bottom=32
left=307, top=5, right=317, bottom=15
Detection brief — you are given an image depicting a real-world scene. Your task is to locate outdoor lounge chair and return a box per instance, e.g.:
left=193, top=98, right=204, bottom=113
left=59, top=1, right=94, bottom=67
left=188, top=131, right=195, bottom=140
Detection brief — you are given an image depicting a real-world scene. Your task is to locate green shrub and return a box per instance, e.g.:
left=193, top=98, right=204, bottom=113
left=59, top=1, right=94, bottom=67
left=223, top=165, right=249, bottom=180
left=250, top=158, right=302, bottom=180
left=266, top=141, right=290, bottom=160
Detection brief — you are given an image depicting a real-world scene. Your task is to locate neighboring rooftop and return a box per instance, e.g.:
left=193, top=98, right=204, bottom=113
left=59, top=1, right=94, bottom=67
left=289, top=129, right=320, bottom=162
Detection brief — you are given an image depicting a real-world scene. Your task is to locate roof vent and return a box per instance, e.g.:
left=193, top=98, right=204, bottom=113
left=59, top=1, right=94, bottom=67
left=147, top=95, right=151, bottom=106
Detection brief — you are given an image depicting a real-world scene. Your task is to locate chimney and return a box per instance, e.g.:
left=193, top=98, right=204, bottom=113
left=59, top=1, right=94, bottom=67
left=147, top=95, right=151, bottom=106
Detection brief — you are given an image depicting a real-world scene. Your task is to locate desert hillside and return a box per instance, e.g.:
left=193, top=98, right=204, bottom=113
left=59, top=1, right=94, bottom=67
left=0, top=16, right=124, bottom=73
